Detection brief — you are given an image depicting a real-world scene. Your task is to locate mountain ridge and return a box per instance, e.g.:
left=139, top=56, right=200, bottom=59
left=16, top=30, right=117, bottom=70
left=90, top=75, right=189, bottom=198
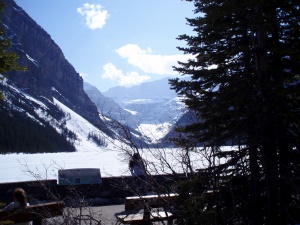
left=0, top=0, right=119, bottom=153
left=0, top=0, right=186, bottom=152
left=2, top=0, right=110, bottom=135
left=85, top=78, right=186, bottom=143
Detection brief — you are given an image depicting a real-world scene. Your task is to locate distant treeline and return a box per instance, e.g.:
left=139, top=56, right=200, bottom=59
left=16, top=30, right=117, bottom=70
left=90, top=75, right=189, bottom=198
left=0, top=104, right=76, bottom=154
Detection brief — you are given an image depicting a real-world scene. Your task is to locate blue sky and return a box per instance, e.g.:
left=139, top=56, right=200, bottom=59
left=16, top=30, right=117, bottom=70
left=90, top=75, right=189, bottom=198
left=14, top=0, right=195, bottom=92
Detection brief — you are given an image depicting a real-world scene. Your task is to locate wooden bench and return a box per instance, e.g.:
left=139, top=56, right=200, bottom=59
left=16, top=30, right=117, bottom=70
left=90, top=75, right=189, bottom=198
left=116, top=194, right=179, bottom=225
left=0, top=201, right=64, bottom=225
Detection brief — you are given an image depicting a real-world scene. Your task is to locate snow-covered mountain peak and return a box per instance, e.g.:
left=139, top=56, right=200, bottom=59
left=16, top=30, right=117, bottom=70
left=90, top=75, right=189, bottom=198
left=84, top=78, right=186, bottom=144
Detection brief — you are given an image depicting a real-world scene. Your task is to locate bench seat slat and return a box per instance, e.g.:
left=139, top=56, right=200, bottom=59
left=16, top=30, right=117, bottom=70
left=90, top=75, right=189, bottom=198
left=0, top=201, right=64, bottom=224
left=125, top=194, right=178, bottom=210
left=116, top=211, right=177, bottom=224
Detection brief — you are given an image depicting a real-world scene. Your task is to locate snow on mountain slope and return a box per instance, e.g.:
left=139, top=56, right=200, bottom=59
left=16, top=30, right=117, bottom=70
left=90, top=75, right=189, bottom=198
left=137, top=123, right=172, bottom=141
left=2, top=79, right=127, bottom=153
left=90, top=78, right=187, bottom=143
left=53, top=98, right=123, bottom=152
left=83, top=82, right=135, bottom=126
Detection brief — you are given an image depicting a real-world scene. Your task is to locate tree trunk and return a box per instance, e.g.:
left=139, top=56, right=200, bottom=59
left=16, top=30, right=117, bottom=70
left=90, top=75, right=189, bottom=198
left=254, top=3, right=279, bottom=224
left=249, top=144, right=263, bottom=225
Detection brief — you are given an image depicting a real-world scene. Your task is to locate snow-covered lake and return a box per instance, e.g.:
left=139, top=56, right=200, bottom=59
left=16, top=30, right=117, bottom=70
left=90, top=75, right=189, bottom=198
left=0, top=146, right=235, bottom=183
left=0, top=149, right=130, bottom=183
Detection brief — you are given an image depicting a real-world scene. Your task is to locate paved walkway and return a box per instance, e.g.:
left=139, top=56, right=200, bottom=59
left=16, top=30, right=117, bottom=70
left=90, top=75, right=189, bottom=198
left=44, top=204, right=125, bottom=225
left=90, top=204, right=125, bottom=224
left=73, top=204, right=125, bottom=225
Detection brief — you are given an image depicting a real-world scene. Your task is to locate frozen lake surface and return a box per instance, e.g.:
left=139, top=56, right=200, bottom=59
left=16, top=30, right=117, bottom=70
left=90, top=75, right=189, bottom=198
left=0, top=149, right=130, bottom=183
left=0, top=146, right=235, bottom=183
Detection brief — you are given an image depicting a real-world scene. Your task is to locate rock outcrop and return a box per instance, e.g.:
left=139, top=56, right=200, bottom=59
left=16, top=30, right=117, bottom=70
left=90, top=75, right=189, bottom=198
left=2, top=0, right=111, bottom=135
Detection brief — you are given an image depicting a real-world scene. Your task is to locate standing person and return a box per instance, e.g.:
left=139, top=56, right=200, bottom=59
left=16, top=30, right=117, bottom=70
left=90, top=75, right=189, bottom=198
left=129, top=153, right=147, bottom=194
left=2, top=188, right=32, bottom=225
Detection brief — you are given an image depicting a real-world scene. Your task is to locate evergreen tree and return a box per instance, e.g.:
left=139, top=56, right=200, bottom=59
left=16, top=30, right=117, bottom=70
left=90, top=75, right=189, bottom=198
left=170, top=0, right=300, bottom=224
left=0, top=0, right=25, bottom=99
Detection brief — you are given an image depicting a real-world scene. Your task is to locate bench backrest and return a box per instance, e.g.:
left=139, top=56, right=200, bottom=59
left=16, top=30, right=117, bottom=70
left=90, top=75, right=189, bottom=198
left=0, top=201, right=64, bottom=224
left=125, top=194, right=178, bottom=210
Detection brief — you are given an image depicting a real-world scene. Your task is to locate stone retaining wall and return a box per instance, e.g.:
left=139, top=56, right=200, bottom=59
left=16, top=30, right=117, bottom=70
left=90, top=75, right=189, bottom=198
left=0, top=174, right=185, bottom=207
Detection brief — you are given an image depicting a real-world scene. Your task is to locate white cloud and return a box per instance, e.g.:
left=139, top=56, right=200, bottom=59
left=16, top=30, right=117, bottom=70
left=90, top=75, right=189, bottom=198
left=77, top=3, right=109, bottom=30
left=116, top=44, right=192, bottom=75
left=102, top=63, right=151, bottom=87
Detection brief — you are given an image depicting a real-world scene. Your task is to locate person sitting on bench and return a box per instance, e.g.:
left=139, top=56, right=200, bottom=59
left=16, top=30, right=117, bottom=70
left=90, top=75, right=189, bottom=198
left=2, top=187, right=32, bottom=225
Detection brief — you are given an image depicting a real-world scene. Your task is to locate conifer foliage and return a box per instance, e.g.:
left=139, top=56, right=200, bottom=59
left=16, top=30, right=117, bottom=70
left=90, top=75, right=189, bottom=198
left=0, top=0, right=25, bottom=99
left=170, top=1, right=300, bottom=224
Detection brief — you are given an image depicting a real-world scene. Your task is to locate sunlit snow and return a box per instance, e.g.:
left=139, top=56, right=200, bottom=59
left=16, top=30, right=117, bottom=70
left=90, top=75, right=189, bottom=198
left=0, top=95, right=236, bottom=183
left=137, top=123, right=171, bottom=142
left=26, top=54, right=39, bottom=67
left=0, top=97, right=131, bottom=182
left=124, top=108, right=138, bottom=115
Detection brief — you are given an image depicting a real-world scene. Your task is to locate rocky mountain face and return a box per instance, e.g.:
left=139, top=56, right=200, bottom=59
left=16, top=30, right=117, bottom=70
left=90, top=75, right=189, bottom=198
left=2, top=0, right=110, bottom=135
left=84, top=78, right=186, bottom=143
left=83, top=82, right=134, bottom=126
left=103, top=78, right=185, bottom=126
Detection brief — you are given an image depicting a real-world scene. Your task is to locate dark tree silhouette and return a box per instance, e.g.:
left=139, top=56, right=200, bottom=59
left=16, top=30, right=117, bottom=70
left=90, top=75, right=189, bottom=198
left=170, top=0, right=300, bottom=224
